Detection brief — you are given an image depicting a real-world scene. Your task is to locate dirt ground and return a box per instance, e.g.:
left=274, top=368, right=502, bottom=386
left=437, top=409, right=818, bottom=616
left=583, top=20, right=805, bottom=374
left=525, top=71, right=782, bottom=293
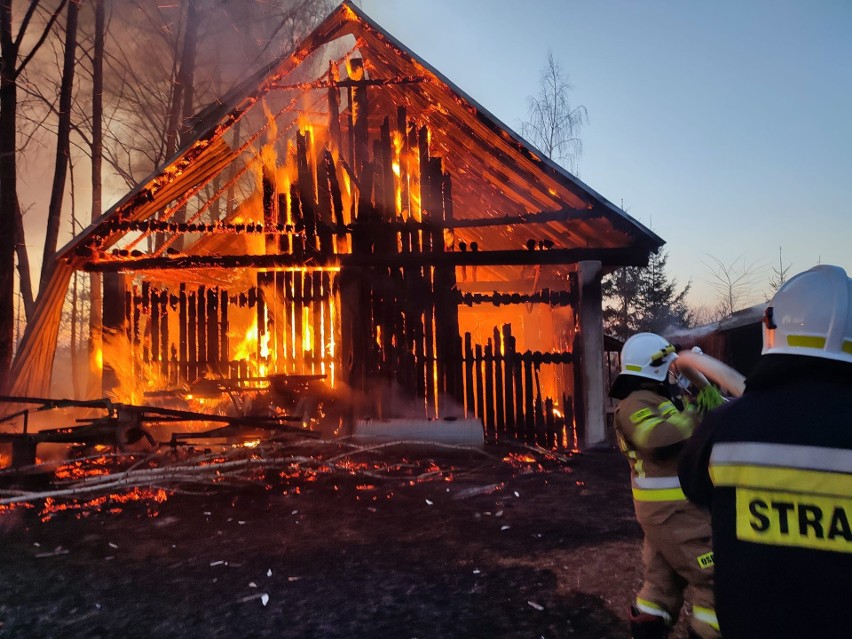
left=0, top=442, right=696, bottom=638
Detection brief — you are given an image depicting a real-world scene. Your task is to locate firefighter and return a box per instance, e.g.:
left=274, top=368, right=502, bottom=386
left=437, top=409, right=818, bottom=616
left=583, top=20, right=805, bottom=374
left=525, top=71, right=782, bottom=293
left=679, top=264, right=852, bottom=638
left=610, top=332, right=722, bottom=639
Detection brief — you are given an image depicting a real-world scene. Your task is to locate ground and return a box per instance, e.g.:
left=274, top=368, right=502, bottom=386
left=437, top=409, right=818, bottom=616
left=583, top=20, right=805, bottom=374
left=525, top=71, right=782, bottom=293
left=0, top=443, right=695, bottom=638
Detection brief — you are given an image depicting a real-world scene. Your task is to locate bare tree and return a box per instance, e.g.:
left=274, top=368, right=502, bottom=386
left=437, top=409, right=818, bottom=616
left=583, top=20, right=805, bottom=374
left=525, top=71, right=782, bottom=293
left=0, top=0, right=69, bottom=389
left=521, top=50, right=587, bottom=173
left=704, top=255, right=761, bottom=318
left=39, top=0, right=80, bottom=293
left=766, top=246, right=792, bottom=300
left=87, top=0, right=105, bottom=398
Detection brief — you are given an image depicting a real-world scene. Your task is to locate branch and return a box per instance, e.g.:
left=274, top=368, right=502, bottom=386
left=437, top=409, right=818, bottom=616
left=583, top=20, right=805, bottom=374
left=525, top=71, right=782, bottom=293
left=14, top=0, right=69, bottom=79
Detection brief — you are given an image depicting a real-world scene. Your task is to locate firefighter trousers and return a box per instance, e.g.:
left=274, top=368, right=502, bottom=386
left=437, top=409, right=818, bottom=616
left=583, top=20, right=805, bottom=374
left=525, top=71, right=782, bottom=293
left=634, top=499, right=719, bottom=639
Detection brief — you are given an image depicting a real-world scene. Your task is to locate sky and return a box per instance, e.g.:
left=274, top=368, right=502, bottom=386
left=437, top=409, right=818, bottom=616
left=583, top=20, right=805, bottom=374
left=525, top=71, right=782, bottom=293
left=358, top=0, right=852, bottom=309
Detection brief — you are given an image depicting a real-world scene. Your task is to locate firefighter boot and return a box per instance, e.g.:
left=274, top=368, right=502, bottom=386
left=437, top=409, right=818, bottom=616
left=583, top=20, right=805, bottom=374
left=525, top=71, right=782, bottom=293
left=629, top=606, right=670, bottom=639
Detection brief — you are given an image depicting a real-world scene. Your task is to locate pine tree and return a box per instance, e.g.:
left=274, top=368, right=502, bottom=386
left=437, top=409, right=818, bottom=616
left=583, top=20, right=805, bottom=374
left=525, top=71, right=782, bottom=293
left=602, top=265, right=643, bottom=341
left=603, top=249, right=692, bottom=340
left=637, top=250, right=692, bottom=334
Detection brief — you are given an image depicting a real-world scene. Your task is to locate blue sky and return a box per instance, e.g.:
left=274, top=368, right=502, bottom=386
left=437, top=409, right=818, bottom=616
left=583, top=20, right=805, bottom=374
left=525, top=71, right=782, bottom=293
left=359, top=0, right=852, bottom=308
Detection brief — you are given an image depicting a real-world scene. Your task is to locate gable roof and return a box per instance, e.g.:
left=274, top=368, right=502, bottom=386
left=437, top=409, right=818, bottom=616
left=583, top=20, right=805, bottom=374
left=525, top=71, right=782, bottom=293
left=60, top=0, right=662, bottom=270
left=8, top=1, right=664, bottom=400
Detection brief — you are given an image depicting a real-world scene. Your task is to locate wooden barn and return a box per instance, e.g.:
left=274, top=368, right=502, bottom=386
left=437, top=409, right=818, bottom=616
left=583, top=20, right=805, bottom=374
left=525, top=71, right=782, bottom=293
left=7, top=2, right=662, bottom=450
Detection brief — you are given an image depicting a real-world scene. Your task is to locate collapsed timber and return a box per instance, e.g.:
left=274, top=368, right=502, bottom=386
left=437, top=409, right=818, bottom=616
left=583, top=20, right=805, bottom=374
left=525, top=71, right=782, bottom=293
left=0, top=431, right=573, bottom=520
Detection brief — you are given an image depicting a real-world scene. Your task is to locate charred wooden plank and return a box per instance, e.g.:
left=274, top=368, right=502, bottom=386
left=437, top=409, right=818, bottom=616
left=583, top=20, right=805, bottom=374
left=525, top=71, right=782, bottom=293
left=327, top=60, right=342, bottom=153
left=484, top=338, right=495, bottom=436
left=493, top=327, right=505, bottom=434
left=188, top=291, right=197, bottom=381
left=179, top=284, right=187, bottom=382
left=197, top=285, right=207, bottom=372
left=503, top=324, right=516, bottom=437
left=83, top=247, right=647, bottom=272
left=349, top=58, right=369, bottom=178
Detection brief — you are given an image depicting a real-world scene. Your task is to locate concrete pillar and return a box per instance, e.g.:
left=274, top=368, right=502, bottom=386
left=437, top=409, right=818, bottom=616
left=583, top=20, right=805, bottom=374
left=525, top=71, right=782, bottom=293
left=577, top=260, right=606, bottom=448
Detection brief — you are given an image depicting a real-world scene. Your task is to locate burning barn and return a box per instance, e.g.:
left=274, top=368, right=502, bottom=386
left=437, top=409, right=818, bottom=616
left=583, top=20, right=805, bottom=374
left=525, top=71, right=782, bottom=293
left=6, top=2, right=661, bottom=452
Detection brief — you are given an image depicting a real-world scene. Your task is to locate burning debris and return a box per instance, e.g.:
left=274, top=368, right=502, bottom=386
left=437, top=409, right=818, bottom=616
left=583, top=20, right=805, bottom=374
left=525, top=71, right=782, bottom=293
left=0, top=427, right=572, bottom=522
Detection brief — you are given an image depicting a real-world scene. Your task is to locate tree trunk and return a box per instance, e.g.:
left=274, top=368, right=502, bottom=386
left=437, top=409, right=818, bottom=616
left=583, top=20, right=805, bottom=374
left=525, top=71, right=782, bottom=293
left=0, top=0, right=18, bottom=389
left=39, top=0, right=80, bottom=295
left=13, top=201, right=34, bottom=320
left=88, top=0, right=105, bottom=399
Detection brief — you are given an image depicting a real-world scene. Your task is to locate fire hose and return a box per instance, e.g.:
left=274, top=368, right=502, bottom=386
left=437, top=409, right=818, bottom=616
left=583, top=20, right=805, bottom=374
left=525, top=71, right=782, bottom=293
left=673, top=349, right=746, bottom=399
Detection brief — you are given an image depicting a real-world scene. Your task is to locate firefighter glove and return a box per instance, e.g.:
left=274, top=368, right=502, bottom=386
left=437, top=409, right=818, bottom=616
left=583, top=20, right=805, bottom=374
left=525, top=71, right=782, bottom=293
left=696, top=385, right=725, bottom=414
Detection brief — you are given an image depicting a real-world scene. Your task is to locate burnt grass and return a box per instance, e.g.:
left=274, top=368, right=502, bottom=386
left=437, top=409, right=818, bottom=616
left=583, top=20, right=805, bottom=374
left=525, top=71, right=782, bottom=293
left=0, top=445, right=694, bottom=638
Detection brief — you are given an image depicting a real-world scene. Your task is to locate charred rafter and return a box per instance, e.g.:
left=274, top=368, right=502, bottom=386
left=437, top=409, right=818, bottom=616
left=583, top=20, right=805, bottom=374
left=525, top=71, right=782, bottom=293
left=82, top=246, right=649, bottom=273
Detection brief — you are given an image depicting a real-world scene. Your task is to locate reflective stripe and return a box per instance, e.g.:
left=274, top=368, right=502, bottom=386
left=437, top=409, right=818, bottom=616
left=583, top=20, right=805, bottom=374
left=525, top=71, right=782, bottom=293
left=710, top=464, right=852, bottom=499
left=693, top=605, right=719, bottom=631
left=787, top=334, right=826, bottom=349
left=633, top=418, right=663, bottom=446
left=636, top=598, right=672, bottom=624
left=630, top=400, right=694, bottom=447
left=711, top=442, right=852, bottom=474
left=632, top=486, right=687, bottom=502
left=633, top=475, right=681, bottom=489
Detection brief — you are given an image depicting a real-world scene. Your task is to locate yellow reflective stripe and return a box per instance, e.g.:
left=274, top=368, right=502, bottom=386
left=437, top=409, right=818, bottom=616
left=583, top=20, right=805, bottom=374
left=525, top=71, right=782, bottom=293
left=629, top=407, right=654, bottom=423
left=636, top=598, right=672, bottom=623
left=633, top=417, right=663, bottom=446
left=626, top=364, right=643, bottom=372
left=657, top=402, right=678, bottom=417
left=653, top=400, right=695, bottom=437
left=710, top=464, right=852, bottom=499
left=632, top=486, right=687, bottom=502
left=844, top=340, right=852, bottom=354
left=787, top=334, right=826, bottom=349
left=693, top=606, right=719, bottom=630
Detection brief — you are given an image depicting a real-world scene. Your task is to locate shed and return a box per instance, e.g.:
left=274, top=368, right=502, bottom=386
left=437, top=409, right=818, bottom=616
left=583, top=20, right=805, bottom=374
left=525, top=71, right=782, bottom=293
left=8, top=1, right=662, bottom=449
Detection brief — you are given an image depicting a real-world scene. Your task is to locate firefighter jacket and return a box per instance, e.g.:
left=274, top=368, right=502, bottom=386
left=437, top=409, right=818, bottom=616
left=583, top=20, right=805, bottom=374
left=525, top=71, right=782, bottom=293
left=615, top=387, right=701, bottom=504
left=679, top=355, right=852, bottom=639
left=615, top=385, right=720, bottom=637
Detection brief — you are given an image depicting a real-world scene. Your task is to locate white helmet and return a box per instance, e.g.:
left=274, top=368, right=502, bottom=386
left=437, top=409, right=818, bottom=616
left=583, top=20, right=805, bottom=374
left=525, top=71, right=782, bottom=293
left=610, top=332, right=677, bottom=398
left=763, top=264, right=852, bottom=364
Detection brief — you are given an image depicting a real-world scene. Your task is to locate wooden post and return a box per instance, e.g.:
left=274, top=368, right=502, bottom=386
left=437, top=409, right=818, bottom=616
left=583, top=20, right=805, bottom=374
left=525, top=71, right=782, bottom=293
left=188, top=290, right=197, bottom=381
left=179, top=283, right=187, bottom=382
left=101, top=272, right=126, bottom=396
left=493, top=326, right=505, bottom=434
left=159, top=290, right=168, bottom=378
left=522, top=354, right=534, bottom=443
left=151, top=287, right=161, bottom=366
left=349, top=58, right=369, bottom=178
left=576, top=260, right=606, bottom=448
left=503, top=324, right=516, bottom=437
left=484, top=338, right=495, bottom=436
left=328, top=60, right=342, bottom=153
left=339, top=266, right=366, bottom=395
left=206, top=287, right=218, bottom=373
left=474, top=343, right=484, bottom=430
left=197, top=285, right=207, bottom=374
left=464, top=332, right=474, bottom=419
left=397, top=106, right=410, bottom=218
left=514, top=354, right=524, bottom=441
left=220, top=289, right=229, bottom=377
left=296, top=130, right=317, bottom=245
